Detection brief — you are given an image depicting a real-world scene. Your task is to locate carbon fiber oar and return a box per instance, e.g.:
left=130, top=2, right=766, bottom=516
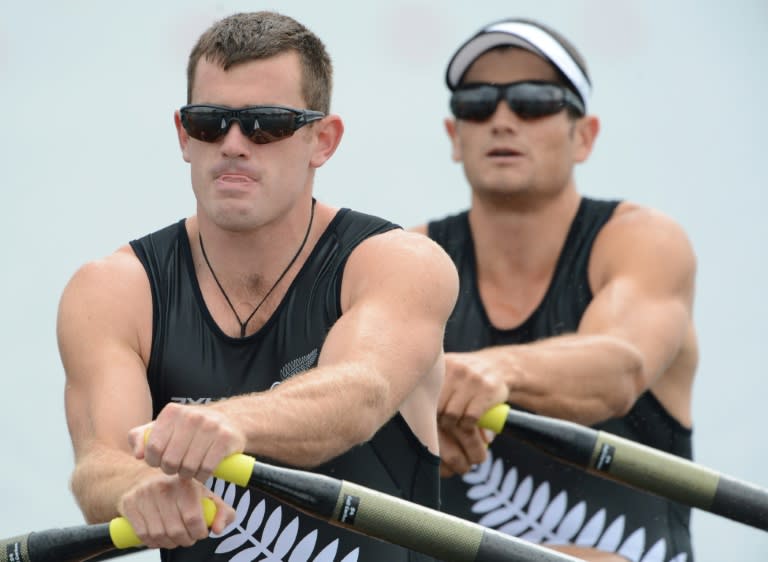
left=213, top=453, right=582, bottom=561
left=0, top=499, right=215, bottom=562
left=478, top=403, right=768, bottom=532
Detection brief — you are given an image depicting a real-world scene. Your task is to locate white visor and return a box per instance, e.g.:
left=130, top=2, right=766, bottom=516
left=446, top=20, right=591, bottom=111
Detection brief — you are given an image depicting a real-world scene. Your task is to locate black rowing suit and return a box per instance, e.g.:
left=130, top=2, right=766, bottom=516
left=429, top=198, right=694, bottom=562
left=130, top=208, right=439, bottom=562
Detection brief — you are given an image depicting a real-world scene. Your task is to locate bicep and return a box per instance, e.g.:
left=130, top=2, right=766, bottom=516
left=582, top=213, right=696, bottom=384
left=58, top=255, right=154, bottom=458
left=580, top=278, right=690, bottom=382
left=318, top=231, right=458, bottom=400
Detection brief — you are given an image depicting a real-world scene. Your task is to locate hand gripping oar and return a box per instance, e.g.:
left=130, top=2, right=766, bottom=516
left=212, top=453, right=582, bottom=562
left=0, top=498, right=215, bottom=562
left=478, top=403, right=768, bottom=532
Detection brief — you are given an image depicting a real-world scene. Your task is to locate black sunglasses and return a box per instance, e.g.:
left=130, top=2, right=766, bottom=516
left=450, top=81, right=585, bottom=122
left=179, top=104, right=325, bottom=145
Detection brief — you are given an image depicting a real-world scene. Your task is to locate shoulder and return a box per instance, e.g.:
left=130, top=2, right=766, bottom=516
left=59, top=245, right=151, bottom=315
left=591, top=201, right=697, bottom=284
left=343, top=229, right=459, bottom=309
left=353, top=228, right=458, bottom=276
left=601, top=202, right=695, bottom=254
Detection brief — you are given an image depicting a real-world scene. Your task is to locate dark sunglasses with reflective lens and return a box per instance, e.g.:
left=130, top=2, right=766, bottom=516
left=450, top=81, right=585, bottom=122
left=179, top=104, right=325, bottom=145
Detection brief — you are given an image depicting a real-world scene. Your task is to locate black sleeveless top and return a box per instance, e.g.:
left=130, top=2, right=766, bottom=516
left=428, top=198, right=694, bottom=562
left=130, top=208, right=440, bottom=562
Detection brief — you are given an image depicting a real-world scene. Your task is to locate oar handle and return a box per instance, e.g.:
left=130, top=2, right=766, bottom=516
left=110, top=497, right=216, bottom=548
left=213, top=452, right=256, bottom=487
left=478, top=403, right=511, bottom=434
left=143, top=427, right=255, bottom=487
left=0, top=499, right=216, bottom=562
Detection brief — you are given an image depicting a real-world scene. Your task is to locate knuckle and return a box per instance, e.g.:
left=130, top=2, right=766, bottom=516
left=178, top=466, right=196, bottom=480
left=469, top=447, right=487, bottom=465
left=195, top=469, right=213, bottom=484
left=161, top=458, right=181, bottom=475
left=182, top=513, right=205, bottom=537
left=438, top=414, right=455, bottom=427
left=167, top=525, right=192, bottom=547
left=146, top=526, right=168, bottom=546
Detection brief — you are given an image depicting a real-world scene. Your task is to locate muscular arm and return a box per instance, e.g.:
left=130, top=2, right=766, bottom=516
left=437, top=205, right=698, bottom=472
left=137, top=230, right=459, bottom=479
left=60, top=248, right=233, bottom=547
left=60, top=249, right=156, bottom=522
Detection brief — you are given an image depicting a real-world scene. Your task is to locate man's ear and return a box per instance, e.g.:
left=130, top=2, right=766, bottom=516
left=445, top=117, right=463, bottom=163
left=309, top=115, right=344, bottom=168
left=174, top=110, right=192, bottom=163
left=573, top=114, right=600, bottom=163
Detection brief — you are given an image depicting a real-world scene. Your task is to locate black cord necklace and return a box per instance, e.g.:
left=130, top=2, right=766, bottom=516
left=198, top=199, right=316, bottom=338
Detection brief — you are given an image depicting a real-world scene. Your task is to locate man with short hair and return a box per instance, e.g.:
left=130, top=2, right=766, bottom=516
left=414, top=18, right=698, bottom=562
left=60, top=11, right=458, bottom=561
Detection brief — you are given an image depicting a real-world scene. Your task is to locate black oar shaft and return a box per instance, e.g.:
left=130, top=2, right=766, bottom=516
left=712, top=475, right=768, bottom=531
left=0, top=498, right=214, bottom=562
left=0, top=524, right=113, bottom=562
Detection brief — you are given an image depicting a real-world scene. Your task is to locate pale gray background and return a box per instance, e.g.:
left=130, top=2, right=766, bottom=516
left=1, top=1, right=766, bottom=561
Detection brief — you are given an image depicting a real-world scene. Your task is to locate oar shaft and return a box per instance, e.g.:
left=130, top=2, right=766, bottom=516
left=593, top=431, right=768, bottom=530
left=336, top=480, right=579, bottom=562
left=214, top=456, right=582, bottom=562
left=0, top=524, right=114, bottom=562
left=479, top=404, right=768, bottom=531
left=0, top=498, right=215, bottom=562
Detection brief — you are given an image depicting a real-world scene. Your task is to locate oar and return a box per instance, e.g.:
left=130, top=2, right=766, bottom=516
left=478, top=403, right=768, bottom=532
left=6, top=422, right=579, bottom=562
left=2, top=456, right=580, bottom=562
left=0, top=498, right=215, bottom=562
left=211, top=453, right=582, bottom=561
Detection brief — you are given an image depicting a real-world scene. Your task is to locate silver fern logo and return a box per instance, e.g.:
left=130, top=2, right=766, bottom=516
left=271, top=349, right=320, bottom=391
left=206, top=477, right=360, bottom=561
left=280, top=349, right=319, bottom=380
left=462, top=451, right=688, bottom=562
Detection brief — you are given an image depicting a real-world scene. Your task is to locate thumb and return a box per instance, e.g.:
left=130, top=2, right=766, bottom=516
left=127, top=422, right=153, bottom=459
left=208, top=494, right=236, bottom=534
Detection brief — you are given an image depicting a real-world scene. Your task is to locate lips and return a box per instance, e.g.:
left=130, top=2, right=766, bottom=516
left=217, top=173, right=253, bottom=182
left=487, top=147, right=522, bottom=157
left=212, top=162, right=259, bottom=182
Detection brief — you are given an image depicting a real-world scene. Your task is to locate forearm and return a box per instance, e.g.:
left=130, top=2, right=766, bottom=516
left=71, top=446, right=158, bottom=523
left=493, top=334, right=644, bottom=425
left=214, top=361, right=393, bottom=467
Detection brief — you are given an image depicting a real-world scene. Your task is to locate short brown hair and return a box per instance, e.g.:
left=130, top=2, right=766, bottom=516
left=186, top=12, right=333, bottom=113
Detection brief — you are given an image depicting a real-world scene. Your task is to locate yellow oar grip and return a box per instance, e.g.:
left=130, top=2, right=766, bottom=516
left=109, top=497, right=217, bottom=549
left=202, top=496, right=217, bottom=525
left=142, top=428, right=254, bottom=487
left=477, top=403, right=510, bottom=434
left=213, top=453, right=255, bottom=487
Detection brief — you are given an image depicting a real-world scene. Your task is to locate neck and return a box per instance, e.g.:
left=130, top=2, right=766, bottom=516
left=194, top=200, right=317, bottom=287
left=469, top=187, right=581, bottom=277
left=194, top=198, right=318, bottom=337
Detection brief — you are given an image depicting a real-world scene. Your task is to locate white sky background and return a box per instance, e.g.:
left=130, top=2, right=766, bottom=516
left=1, top=1, right=767, bottom=560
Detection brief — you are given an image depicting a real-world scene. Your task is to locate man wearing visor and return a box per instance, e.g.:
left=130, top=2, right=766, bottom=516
left=413, top=18, right=698, bottom=562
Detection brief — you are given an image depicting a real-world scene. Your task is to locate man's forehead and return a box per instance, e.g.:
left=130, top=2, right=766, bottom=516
left=461, top=47, right=560, bottom=83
